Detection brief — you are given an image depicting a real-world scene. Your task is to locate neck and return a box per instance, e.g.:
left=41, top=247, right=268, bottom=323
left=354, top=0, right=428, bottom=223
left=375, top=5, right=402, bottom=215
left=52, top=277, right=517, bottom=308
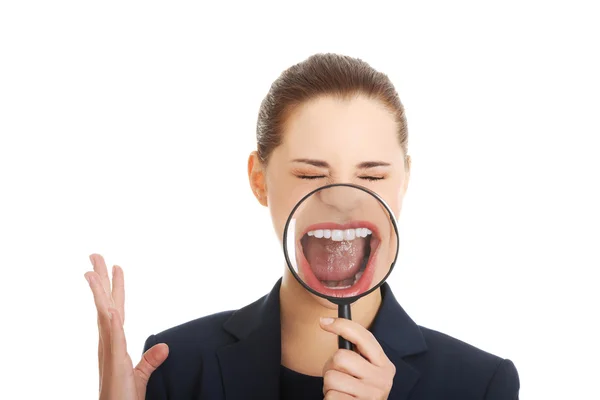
left=279, top=269, right=382, bottom=376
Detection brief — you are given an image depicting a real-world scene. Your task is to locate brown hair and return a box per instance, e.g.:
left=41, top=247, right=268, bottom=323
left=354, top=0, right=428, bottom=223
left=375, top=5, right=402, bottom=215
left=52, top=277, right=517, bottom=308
left=256, top=53, right=409, bottom=165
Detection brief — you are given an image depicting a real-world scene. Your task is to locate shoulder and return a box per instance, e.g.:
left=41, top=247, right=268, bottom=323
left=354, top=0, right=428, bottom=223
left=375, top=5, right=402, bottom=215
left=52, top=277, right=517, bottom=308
left=143, top=309, right=239, bottom=399
left=143, top=290, right=271, bottom=365
left=145, top=309, right=237, bottom=355
left=419, top=326, right=501, bottom=365
left=411, top=326, right=520, bottom=399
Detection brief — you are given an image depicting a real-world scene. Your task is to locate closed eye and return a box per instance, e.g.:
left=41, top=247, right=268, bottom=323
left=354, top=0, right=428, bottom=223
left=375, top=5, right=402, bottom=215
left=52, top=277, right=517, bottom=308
left=297, top=175, right=326, bottom=180
left=359, top=176, right=384, bottom=181
left=297, top=175, right=384, bottom=181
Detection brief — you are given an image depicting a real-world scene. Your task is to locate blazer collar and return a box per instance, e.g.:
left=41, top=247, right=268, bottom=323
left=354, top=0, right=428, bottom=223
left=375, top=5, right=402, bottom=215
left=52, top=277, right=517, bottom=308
left=217, top=279, right=427, bottom=400
left=371, top=282, right=428, bottom=356
left=216, top=279, right=282, bottom=400
left=371, top=283, right=428, bottom=398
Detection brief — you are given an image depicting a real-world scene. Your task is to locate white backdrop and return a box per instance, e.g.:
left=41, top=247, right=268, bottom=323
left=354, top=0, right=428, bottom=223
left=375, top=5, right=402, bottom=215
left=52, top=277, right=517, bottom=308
left=1, top=1, right=599, bottom=399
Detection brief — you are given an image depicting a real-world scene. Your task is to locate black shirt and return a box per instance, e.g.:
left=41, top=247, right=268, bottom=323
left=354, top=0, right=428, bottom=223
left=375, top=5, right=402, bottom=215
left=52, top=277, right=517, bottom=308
left=280, top=364, right=324, bottom=399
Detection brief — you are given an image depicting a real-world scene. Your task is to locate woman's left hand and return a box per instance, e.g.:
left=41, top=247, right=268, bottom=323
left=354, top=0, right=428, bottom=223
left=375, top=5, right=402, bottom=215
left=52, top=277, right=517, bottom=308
left=320, top=317, right=396, bottom=399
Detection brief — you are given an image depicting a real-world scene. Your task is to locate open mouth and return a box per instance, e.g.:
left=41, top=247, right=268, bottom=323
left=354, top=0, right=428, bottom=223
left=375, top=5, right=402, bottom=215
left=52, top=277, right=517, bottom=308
left=296, top=221, right=381, bottom=298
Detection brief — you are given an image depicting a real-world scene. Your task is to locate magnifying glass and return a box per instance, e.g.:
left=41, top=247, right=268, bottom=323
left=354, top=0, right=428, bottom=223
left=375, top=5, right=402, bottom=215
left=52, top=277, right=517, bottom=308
left=283, top=183, right=399, bottom=350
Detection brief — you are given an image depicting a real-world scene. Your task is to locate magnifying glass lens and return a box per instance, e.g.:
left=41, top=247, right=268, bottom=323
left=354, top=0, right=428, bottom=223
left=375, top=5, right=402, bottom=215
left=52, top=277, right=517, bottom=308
left=284, top=185, right=398, bottom=301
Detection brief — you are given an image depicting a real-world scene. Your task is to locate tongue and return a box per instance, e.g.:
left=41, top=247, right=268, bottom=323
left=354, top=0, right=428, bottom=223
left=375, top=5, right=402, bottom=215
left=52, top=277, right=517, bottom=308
left=302, top=237, right=367, bottom=282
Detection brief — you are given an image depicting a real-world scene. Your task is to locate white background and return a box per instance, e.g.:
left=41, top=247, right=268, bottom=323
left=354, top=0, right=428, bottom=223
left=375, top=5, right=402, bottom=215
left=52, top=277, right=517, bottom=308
left=1, top=1, right=599, bottom=399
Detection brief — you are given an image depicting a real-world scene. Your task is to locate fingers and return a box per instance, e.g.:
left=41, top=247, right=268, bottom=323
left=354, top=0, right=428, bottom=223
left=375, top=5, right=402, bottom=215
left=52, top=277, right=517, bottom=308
left=320, top=317, right=389, bottom=368
left=90, top=254, right=113, bottom=304
left=108, top=307, right=137, bottom=398
left=109, top=307, right=127, bottom=360
left=85, top=272, right=111, bottom=320
left=86, top=271, right=110, bottom=390
left=86, top=254, right=140, bottom=398
left=111, top=265, right=125, bottom=324
left=97, top=334, right=104, bottom=390
left=85, top=270, right=112, bottom=369
left=323, top=390, right=354, bottom=400
left=323, top=369, right=366, bottom=398
left=108, top=306, right=135, bottom=375
left=134, top=343, right=169, bottom=386
left=322, top=349, right=375, bottom=380
left=85, top=265, right=114, bottom=391
left=321, top=318, right=396, bottom=399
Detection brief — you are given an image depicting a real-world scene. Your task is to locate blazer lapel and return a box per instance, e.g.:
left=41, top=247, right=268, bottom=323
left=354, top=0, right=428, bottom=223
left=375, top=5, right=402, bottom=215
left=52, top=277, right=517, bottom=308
left=216, top=280, right=283, bottom=400
left=371, top=283, right=428, bottom=399
left=380, top=341, right=422, bottom=399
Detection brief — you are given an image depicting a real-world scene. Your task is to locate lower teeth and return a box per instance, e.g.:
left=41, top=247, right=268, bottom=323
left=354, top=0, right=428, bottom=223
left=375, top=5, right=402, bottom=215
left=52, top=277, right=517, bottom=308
left=355, top=270, right=364, bottom=281
left=323, top=277, right=354, bottom=289
left=322, top=269, right=365, bottom=289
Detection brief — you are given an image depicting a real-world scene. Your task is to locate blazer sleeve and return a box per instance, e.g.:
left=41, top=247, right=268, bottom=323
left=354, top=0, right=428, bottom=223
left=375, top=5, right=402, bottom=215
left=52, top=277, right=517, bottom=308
left=143, top=334, right=168, bottom=400
left=484, top=359, right=520, bottom=400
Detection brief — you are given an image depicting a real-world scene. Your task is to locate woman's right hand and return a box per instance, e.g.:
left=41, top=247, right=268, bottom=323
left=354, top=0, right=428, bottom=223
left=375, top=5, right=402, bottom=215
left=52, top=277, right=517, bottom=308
left=85, top=253, right=169, bottom=400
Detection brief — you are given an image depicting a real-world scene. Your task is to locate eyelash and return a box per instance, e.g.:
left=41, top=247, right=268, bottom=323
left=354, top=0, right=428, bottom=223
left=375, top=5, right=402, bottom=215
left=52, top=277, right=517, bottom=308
left=297, top=175, right=384, bottom=181
left=359, top=176, right=384, bottom=181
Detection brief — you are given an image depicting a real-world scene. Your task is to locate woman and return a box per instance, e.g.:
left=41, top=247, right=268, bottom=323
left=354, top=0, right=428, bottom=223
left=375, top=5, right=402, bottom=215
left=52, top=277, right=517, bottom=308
left=85, top=53, right=520, bottom=399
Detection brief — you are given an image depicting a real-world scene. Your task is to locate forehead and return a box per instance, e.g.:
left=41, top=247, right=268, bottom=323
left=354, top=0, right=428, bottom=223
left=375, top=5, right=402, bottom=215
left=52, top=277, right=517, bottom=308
left=279, top=95, right=401, bottom=161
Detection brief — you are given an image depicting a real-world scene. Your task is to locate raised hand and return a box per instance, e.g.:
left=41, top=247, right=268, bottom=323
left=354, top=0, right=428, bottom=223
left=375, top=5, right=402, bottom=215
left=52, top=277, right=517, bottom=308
left=320, top=317, right=396, bottom=400
left=85, top=253, right=169, bottom=400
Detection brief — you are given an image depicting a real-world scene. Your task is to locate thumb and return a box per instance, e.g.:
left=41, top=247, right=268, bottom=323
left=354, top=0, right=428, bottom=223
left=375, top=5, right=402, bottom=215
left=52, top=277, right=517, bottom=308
left=134, top=343, right=169, bottom=385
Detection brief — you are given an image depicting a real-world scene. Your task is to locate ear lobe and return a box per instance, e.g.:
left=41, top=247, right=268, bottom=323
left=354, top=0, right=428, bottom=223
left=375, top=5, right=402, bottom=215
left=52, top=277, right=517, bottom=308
left=248, top=151, right=268, bottom=207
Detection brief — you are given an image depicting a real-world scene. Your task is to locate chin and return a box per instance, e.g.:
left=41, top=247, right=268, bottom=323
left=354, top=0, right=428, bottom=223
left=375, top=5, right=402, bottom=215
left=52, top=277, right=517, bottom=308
left=313, top=294, right=340, bottom=310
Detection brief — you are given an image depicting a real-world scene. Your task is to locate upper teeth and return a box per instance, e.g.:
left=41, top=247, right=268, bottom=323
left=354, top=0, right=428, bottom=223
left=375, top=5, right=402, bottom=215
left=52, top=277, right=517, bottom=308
left=307, top=228, right=372, bottom=241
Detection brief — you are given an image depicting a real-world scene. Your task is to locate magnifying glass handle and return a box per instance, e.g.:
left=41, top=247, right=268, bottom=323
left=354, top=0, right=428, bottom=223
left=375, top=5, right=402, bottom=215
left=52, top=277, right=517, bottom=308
left=338, top=304, right=353, bottom=350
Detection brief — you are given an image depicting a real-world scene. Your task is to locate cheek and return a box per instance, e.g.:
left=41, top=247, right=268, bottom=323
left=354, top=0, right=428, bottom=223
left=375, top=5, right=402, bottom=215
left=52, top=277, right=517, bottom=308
left=268, top=201, right=288, bottom=242
left=372, top=179, right=406, bottom=219
left=266, top=176, right=318, bottom=243
left=392, top=190, right=405, bottom=218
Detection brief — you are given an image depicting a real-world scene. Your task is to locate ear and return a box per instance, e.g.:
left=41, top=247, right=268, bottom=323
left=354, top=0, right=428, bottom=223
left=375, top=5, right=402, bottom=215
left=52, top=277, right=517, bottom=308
left=248, top=151, right=268, bottom=207
left=402, top=155, right=411, bottom=194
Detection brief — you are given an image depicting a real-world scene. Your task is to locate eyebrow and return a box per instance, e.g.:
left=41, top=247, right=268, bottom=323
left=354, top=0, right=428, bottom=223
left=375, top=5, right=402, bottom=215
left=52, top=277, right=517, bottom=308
left=357, top=161, right=391, bottom=169
left=291, top=159, right=391, bottom=169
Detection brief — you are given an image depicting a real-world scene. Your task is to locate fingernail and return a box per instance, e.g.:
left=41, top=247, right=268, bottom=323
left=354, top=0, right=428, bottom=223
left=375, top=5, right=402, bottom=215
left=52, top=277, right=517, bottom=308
left=112, top=265, right=116, bottom=275
left=320, top=317, right=335, bottom=325
left=89, top=254, right=95, bottom=266
left=108, top=311, right=113, bottom=320
left=85, top=273, right=94, bottom=284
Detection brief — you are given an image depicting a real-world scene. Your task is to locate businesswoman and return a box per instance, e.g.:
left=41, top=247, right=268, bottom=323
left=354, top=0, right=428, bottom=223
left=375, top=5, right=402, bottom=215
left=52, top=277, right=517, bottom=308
left=84, top=53, right=520, bottom=399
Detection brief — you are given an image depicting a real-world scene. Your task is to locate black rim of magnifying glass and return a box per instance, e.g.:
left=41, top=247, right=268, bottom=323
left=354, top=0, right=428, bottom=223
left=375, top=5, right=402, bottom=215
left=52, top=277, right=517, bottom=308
left=282, top=183, right=400, bottom=305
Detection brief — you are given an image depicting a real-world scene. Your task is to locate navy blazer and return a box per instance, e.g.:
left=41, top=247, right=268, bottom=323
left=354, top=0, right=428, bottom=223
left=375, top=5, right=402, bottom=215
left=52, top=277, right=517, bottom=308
left=144, top=279, right=519, bottom=399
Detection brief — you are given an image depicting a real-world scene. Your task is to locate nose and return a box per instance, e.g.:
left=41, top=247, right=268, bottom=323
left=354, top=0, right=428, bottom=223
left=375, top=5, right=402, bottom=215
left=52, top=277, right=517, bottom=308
left=317, top=185, right=364, bottom=214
